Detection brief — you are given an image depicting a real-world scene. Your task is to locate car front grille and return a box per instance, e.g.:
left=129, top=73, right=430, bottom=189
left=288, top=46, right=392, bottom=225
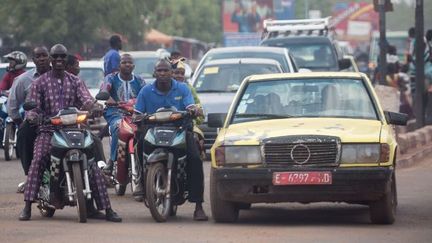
left=263, top=135, right=341, bottom=167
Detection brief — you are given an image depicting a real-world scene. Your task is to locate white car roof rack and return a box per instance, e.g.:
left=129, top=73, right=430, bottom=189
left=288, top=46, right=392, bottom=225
left=262, top=17, right=332, bottom=40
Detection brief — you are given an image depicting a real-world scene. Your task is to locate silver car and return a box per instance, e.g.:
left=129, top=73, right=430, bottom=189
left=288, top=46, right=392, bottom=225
left=192, top=58, right=284, bottom=153
left=192, top=46, right=298, bottom=79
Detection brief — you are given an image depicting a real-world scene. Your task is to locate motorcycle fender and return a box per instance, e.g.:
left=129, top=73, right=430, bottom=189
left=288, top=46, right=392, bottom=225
left=147, top=148, right=168, bottom=164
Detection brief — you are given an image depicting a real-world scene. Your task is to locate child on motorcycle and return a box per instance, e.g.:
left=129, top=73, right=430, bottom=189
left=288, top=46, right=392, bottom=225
left=99, top=54, right=145, bottom=176
left=172, top=60, right=206, bottom=159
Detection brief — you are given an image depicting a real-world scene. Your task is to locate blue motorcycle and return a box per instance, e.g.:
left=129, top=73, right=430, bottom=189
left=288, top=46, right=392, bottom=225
left=24, top=102, right=96, bottom=223
left=135, top=107, right=194, bottom=222
left=0, top=93, right=20, bottom=161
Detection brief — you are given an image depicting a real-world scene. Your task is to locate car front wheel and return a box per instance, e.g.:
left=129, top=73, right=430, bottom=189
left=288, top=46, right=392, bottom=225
left=369, top=171, right=396, bottom=224
left=210, top=168, right=239, bottom=223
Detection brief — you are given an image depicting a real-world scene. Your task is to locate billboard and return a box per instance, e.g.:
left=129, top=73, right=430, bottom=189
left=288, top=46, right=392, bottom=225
left=222, top=0, right=296, bottom=46
left=331, top=2, right=379, bottom=42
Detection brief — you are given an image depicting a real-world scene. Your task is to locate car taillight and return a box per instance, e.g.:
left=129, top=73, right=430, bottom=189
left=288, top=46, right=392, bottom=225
left=215, top=146, right=225, bottom=166
left=380, top=143, right=390, bottom=162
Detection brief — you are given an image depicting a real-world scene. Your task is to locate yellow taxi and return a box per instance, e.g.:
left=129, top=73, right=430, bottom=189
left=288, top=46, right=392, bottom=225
left=208, top=72, right=407, bottom=224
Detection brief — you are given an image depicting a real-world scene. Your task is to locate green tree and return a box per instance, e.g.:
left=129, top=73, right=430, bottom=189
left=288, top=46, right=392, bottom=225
left=0, top=0, right=157, bottom=52
left=148, top=0, right=221, bottom=43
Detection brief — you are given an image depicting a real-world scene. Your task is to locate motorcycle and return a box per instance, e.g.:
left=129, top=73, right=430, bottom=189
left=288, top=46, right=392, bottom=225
left=0, top=92, right=20, bottom=161
left=106, top=99, right=143, bottom=198
left=24, top=102, right=97, bottom=223
left=135, top=107, right=194, bottom=222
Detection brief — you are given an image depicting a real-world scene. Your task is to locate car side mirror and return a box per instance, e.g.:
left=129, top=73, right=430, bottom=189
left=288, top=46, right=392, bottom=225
left=208, top=113, right=227, bottom=128
left=338, top=58, right=352, bottom=70
left=23, top=101, right=37, bottom=111
left=384, top=111, right=408, bottom=126
left=96, top=92, right=110, bottom=101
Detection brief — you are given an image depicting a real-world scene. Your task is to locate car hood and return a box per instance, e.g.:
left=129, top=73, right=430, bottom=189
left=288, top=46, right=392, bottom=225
left=220, top=118, right=383, bottom=145
left=198, top=92, right=236, bottom=114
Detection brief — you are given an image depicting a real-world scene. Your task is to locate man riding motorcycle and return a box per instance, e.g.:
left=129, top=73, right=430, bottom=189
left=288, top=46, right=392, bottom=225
left=19, top=44, right=121, bottom=222
left=135, top=59, right=208, bottom=221
left=8, top=47, right=51, bottom=193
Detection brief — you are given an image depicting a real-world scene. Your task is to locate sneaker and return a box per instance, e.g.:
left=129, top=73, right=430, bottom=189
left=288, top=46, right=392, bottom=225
left=17, top=181, right=26, bottom=193
left=105, top=208, right=122, bottom=222
left=193, top=208, right=208, bottom=221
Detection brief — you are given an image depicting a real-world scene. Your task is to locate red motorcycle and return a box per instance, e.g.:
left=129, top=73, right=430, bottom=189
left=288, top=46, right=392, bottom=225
left=107, top=99, right=143, bottom=198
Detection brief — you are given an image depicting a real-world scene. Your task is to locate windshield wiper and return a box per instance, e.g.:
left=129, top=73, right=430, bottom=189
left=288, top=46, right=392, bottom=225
left=234, top=113, right=294, bottom=119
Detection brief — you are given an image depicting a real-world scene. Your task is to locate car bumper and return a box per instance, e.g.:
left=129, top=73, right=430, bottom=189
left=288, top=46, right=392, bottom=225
left=212, top=167, right=393, bottom=204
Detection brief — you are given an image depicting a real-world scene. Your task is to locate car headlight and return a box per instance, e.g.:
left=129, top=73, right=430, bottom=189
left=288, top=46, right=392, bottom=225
left=341, top=144, right=380, bottom=163
left=215, top=146, right=262, bottom=166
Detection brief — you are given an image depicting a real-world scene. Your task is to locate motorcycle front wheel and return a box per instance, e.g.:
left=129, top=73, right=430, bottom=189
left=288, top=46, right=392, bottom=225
left=146, top=162, right=170, bottom=222
left=72, top=163, right=87, bottom=223
left=4, top=123, right=15, bottom=161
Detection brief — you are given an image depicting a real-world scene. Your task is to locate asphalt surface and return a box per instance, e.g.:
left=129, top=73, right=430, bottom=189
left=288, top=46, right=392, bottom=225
left=1, top=140, right=431, bottom=243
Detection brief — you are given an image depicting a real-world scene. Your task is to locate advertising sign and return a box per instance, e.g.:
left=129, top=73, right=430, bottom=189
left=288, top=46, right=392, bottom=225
left=222, top=0, right=296, bottom=46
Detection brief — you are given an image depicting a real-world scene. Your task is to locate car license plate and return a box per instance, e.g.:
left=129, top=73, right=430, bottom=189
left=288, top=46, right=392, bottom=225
left=272, top=171, right=332, bottom=185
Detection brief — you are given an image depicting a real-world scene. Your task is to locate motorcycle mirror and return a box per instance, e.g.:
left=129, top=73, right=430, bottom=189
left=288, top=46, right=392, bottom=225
left=96, top=92, right=110, bottom=101
left=23, top=101, right=37, bottom=111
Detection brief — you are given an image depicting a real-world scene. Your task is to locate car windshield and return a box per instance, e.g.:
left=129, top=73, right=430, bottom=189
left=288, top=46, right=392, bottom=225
left=134, top=57, right=159, bottom=78
left=231, top=78, right=378, bottom=124
left=266, top=43, right=336, bottom=70
left=203, top=51, right=290, bottom=72
left=194, top=63, right=281, bottom=92
left=79, top=68, right=104, bottom=89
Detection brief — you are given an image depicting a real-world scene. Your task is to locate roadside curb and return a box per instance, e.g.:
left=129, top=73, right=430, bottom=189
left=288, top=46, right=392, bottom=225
left=397, top=125, right=432, bottom=168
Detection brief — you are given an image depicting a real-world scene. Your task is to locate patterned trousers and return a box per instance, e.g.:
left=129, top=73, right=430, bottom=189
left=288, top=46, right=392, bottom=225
left=24, top=132, right=111, bottom=210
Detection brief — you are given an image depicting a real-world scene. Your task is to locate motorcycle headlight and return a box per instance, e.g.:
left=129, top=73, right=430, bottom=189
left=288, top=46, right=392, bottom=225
left=341, top=144, right=380, bottom=163
left=215, top=146, right=262, bottom=165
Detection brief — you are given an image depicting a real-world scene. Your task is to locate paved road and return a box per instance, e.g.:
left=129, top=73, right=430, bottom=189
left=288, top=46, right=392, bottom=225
left=1, top=143, right=431, bottom=243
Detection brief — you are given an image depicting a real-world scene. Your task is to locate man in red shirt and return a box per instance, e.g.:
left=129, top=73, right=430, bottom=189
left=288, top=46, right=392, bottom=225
left=0, top=51, right=27, bottom=91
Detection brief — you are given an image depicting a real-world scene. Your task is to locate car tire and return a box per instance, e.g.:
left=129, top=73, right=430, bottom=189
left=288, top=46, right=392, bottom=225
left=369, top=171, right=396, bottom=224
left=210, top=168, right=239, bottom=223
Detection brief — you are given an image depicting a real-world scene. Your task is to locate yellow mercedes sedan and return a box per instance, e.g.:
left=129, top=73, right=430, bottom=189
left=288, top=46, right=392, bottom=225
left=208, top=72, right=407, bottom=224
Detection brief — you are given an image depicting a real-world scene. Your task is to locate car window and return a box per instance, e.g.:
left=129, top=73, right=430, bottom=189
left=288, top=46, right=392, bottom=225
left=79, top=68, right=104, bottom=89
left=203, top=52, right=290, bottom=72
left=133, top=57, right=159, bottom=79
left=194, top=63, right=281, bottom=92
left=232, top=78, right=378, bottom=123
left=264, top=42, right=337, bottom=70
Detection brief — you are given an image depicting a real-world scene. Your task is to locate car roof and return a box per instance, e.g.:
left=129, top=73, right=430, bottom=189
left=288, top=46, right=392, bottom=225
left=261, top=35, right=333, bottom=44
left=202, top=58, right=282, bottom=66
left=246, top=72, right=365, bottom=82
left=126, top=50, right=170, bottom=58
left=206, top=46, right=290, bottom=54
left=79, top=60, right=103, bottom=68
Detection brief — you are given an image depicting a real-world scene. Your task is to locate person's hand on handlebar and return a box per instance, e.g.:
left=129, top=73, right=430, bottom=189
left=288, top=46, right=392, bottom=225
left=26, top=112, right=41, bottom=125
left=91, top=102, right=104, bottom=117
left=187, top=105, right=203, bottom=117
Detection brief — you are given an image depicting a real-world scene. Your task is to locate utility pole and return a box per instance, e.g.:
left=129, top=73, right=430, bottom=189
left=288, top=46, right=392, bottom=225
left=378, top=0, right=387, bottom=85
left=305, top=0, right=309, bottom=18
left=415, top=0, right=425, bottom=128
